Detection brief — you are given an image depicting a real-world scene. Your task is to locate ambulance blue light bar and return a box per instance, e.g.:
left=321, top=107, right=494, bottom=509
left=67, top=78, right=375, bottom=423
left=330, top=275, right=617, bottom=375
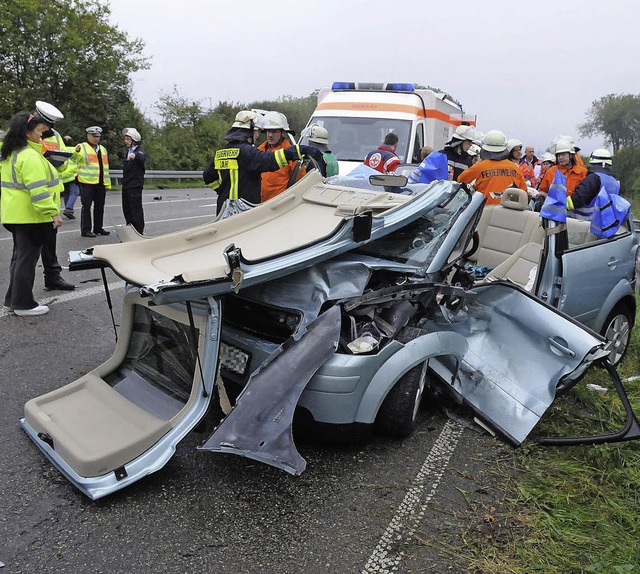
left=331, top=82, right=415, bottom=92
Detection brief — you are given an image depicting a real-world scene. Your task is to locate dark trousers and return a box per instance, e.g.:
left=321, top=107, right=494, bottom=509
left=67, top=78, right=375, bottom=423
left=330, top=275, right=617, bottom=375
left=4, top=223, right=50, bottom=310
left=40, top=224, right=63, bottom=282
left=122, top=186, right=145, bottom=234
left=80, top=183, right=106, bottom=234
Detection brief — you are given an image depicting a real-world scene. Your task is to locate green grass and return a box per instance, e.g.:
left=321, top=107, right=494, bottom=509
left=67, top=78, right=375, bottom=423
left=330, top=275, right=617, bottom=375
left=467, top=297, right=640, bottom=573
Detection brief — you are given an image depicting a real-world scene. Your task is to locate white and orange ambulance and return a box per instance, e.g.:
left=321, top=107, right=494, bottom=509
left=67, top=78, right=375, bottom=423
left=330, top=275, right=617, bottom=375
left=301, top=82, right=477, bottom=174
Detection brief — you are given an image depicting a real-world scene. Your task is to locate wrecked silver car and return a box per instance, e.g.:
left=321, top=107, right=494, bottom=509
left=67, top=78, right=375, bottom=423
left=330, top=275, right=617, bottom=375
left=20, top=171, right=640, bottom=499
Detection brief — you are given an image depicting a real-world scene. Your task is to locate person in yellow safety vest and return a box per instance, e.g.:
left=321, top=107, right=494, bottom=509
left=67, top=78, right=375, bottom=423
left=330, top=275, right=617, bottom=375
left=60, top=135, right=79, bottom=219
left=0, top=111, right=63, bottom=316
left=74, top=126, right=111, bottom=237
left=31, top=101, right=76, bottom=290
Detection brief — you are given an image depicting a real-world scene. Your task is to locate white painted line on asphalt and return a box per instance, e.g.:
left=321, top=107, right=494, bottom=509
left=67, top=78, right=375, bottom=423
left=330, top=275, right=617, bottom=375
left=0, top=214, right=215, bottom=241
left=362, top=420, right=464, bottom=574
left=1, top=281, right=124, bottom=318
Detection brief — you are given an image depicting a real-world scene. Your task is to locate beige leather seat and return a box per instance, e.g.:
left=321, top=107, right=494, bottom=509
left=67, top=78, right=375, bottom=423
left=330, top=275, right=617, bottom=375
left=471, top=187, right=543, bottom=269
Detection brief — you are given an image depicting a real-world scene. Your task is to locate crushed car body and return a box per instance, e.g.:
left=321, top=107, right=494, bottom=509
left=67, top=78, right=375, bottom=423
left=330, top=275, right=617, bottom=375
left=20, top=170, right=640, bottom=498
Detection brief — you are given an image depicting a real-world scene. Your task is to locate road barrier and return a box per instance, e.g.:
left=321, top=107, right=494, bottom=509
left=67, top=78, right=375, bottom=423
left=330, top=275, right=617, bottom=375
left=110, top=170, right=203, bottom=185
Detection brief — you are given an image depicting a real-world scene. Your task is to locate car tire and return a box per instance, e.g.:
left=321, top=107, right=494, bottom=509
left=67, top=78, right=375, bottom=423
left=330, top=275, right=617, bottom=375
left=377, top=361, right=428, bottom=439
left=600, top=304, right=635, bottom=367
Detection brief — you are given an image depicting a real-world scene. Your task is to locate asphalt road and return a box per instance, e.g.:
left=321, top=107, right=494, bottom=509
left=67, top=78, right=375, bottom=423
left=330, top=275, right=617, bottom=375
left=0, top=188, right=509, bottom=574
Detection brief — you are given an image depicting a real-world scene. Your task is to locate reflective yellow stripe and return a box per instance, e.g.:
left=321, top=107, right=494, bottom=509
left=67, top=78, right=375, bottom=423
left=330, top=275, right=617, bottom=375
left=229, top=168, right=239, bottom=199
left=274, top=148, right=287, bottom=168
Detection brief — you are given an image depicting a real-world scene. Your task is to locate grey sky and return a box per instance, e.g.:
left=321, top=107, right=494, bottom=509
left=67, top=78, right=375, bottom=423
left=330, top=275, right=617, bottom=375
left=109, top=0, right=640, bottom=155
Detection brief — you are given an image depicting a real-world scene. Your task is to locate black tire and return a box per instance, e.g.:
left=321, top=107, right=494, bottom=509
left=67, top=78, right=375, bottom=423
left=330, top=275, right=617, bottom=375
left=600, top=304, right=635, bottom=367
left=377, top=361, right=428, bottom=438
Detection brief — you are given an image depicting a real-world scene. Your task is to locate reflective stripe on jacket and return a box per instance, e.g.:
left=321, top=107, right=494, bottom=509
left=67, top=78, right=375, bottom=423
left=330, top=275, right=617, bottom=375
left=258, top=139, right=306, bottom=202
left=75, top=143, right=111, bottom=188
left=0, top=140, right=61, bottom=224
left=60, top=145, right=79, bottom=184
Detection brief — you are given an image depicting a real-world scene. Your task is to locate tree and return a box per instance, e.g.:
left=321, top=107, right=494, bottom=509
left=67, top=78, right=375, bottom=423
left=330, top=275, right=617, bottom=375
left=0, top=0, right=149, bottom=152
left=578, top=94, right=640, bottom=153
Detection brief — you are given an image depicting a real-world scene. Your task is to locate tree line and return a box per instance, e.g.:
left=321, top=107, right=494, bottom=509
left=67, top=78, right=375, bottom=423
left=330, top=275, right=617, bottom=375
left=2, top=0, right=640, bottom=197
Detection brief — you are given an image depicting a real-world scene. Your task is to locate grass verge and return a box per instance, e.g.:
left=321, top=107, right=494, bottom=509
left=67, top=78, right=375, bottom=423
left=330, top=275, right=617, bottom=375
left=467, top=295, right=640, bottom=573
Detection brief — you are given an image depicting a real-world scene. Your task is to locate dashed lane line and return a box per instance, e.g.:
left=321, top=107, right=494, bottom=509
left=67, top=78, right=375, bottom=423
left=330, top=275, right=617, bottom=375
left=1, top=281, right=125, bottom=318
left=362, top=419, right=464, bottom=574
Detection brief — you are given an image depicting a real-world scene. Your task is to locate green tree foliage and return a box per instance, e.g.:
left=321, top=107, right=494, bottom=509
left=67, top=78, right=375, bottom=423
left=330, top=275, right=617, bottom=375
left=0, top=0, right=148, bottom=164
left=247, top=94, right=318, bottom=137
left=613, top=146, right=640, bottom=198
left=579, top=93, right=640, bottom=153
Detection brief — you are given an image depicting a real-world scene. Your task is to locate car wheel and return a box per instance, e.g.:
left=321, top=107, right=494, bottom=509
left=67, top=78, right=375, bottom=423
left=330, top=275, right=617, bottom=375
left=600, top=304, right=635, bottom=367
left=377, top=361, right=428, bottom=438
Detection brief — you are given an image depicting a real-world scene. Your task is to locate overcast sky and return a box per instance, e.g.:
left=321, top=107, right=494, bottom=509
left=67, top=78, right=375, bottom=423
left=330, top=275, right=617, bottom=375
left=108, top=0, right=640, bottom=155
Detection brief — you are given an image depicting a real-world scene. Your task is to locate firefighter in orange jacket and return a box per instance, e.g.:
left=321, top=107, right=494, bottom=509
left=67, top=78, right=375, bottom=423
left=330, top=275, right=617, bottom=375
left=457, top=130, right=528, bottom=205
left=258, top=111, right=306, bottom=202
left=537, top=139, right=588, bottom=198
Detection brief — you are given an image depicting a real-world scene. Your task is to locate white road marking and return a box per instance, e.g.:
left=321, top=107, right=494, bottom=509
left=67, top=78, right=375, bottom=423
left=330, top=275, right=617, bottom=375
left=362, top=420, right=463, bottom=574
left=0, top=213, right=215, bottom=241
left=1, top=281, right=124, bottom=318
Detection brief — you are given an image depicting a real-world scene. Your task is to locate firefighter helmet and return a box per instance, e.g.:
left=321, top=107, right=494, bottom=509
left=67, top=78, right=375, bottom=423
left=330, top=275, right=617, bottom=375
left=589, top=148, right=613, bottom=167
left=261, top=111, right=292, bottom=133
left=452, top=124, right=477, bottom=141
left=231, top=110, right=258, bottom=130
left=507, top=138, right=523, bottom=153
left=308, top=124, right=329, bottom=145
left=481, top=130, right=508, bottom=153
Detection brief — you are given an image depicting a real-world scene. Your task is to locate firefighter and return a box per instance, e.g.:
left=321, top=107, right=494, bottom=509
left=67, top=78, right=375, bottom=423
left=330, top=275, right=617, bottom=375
left=457, top=130, right=528, bottom=205
left=1, top=112, right=62, bottom=316
left=537, top=139, right=587, bottom=198
left=568, top=149, right=619, bottom=212
left=74, top=126, right=112, bottom=237
left=438, top=124, right=478, bottom=180
left=305, top=124, right=337, bottom=177
left=203, top=111, right=323, bottom=214
left=33, top=101, right=75, bottom=290
left=258, top=111, right=306, bottom=202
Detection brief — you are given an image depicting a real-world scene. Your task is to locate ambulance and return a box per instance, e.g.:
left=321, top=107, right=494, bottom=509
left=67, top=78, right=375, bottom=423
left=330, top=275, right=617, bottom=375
left=300, top=82, right=477, bottom=174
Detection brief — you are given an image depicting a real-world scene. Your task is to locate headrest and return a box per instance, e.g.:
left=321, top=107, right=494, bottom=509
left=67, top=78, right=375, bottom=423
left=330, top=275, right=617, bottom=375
left=500, top=187, right=529, bottom=211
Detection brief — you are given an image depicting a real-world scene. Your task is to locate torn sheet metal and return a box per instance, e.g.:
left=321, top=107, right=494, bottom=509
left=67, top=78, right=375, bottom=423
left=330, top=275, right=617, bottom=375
left=199, top=305, right=341, bottom=474
left=422, top=282, right=608, bottom=445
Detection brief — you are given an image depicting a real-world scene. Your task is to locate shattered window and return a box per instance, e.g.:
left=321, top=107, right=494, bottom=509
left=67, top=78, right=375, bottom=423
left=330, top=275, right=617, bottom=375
left=354, top=187, right=470, bottom=266
left=103, top=305, right=199, bottom=419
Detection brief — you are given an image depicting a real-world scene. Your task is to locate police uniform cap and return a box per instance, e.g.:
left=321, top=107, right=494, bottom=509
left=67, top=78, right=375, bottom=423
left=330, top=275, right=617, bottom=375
left=35, top=101, right=64, bottom=125
left=86, top=126, right=103, bottom=135
left=122, top=127, right=141, bottom=142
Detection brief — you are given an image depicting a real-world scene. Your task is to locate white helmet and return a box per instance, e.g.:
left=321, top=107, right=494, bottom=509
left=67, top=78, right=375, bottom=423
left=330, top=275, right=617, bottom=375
left=467, top=143, right=481, bottom=157
left=590, top=148, right=613, bottom=167
left=231, top=110, right=258, bottom=130
left=481, top=130, right=508, bottom=153
left=452, top=124, right=477, bottom=142
left=261, top=111, right=292, bottom=132
left=553, top=139, right=574, bottom=155
left=122, top=127, right=141, bottom=142
left=308, top=124, right=329, bottom=145
left=507, top=138, right=522, bottom=153
left=540, top=152, right=556, bottom=164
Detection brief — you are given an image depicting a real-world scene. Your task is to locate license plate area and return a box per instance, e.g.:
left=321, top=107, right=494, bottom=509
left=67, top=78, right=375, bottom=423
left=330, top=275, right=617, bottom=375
left=220, top=342, right=250, bottom=375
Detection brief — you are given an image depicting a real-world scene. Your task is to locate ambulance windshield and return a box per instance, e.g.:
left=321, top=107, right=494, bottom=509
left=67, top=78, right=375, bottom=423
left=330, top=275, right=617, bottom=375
left=301, top=117, right=412, bottom=163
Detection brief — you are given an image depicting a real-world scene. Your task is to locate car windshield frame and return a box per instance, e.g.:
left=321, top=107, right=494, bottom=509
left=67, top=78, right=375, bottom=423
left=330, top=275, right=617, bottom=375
left=353, top=184, right=472, bottom=268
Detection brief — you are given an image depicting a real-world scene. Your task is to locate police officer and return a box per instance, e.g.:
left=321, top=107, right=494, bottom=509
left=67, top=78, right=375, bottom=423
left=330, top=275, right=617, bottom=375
left=1, top=111, right=62, bottom=315
left=33, top=101, right=75, bottom=290
left=203, top=111, right=323, bottom=214
left=121, top=127, right=146, bottom=234
left=75, top=126, right=111, bottom=237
